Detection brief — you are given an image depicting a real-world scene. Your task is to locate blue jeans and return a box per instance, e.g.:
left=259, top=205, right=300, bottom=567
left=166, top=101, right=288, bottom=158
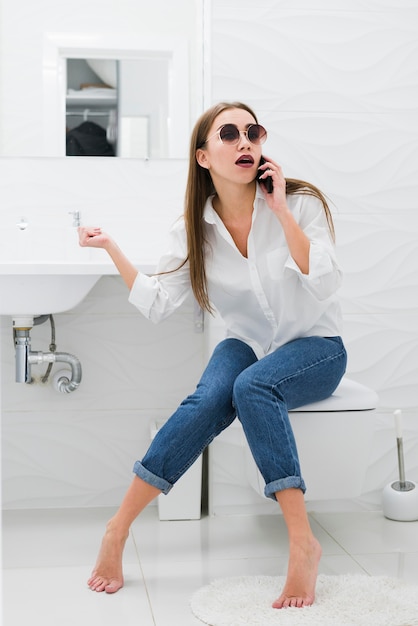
left=134, top=336, right=347, bottom=500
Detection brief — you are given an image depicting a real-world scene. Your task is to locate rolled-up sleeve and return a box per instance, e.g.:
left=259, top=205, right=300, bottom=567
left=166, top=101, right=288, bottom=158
left=128, top=220, right=191, bottom=323
left=283, top=195, right=342, bottom=300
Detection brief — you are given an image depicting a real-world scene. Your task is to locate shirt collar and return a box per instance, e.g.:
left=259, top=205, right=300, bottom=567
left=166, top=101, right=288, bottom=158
left=203, top=195, right=218, bottom=224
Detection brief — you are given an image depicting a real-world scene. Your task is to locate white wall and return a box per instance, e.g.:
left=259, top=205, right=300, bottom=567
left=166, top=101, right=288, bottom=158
left=1, top=0, right=418, bottom=510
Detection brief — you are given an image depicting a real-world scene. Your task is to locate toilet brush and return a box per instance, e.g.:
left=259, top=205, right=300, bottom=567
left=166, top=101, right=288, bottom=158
left=382, top=409, right=418, bottom=521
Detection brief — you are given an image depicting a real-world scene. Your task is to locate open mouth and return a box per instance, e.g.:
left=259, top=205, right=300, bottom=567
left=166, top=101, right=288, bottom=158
left=235, top=155, right=254, bottom=167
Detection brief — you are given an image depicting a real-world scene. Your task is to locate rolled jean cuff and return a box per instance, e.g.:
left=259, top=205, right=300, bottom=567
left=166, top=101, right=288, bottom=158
left=264, top=476, right=306, bottom=501
left=133, top=460, right=173, bottom=495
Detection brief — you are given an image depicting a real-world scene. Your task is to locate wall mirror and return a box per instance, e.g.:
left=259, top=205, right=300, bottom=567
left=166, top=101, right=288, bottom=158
left=0, top=0, right=207, bottom=159
left=66, top=57, right=171, bottom=158
left=44, top=34, right=192, bottom=159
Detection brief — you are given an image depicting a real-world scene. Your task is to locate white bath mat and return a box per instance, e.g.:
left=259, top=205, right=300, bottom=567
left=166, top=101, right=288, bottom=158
left=190, top=574, right=418, bottom=626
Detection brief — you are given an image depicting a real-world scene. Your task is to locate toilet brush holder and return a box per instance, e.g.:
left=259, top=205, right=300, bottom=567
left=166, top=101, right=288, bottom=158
left=383, top=480, right=418, bottom=522
left=382, top=410, right=418, bottom=522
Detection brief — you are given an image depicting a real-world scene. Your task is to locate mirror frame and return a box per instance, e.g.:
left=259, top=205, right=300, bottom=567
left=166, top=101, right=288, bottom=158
left=43, top=33, right=190, bottom=158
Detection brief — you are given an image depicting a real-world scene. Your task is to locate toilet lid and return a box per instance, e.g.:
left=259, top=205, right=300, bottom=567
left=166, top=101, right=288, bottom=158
left=290, top=377, right=378, bottom=412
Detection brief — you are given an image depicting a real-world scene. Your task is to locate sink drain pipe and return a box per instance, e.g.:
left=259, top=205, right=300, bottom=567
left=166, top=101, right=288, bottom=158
left=13, top=316, right=82, bottom=393
left=29, top=350, right=82, bottom=393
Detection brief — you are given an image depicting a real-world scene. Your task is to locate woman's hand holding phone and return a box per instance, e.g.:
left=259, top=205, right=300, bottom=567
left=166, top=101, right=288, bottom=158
left=257, top=156, right=274, bottom=193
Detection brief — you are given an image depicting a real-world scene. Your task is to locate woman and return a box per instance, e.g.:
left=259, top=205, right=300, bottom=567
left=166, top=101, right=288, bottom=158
left=78, top=101, right=347, bottom=608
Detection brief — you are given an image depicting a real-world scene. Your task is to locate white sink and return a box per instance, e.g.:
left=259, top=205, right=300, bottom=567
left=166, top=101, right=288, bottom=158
left=0, top=225, right=107, bottom=316
left=0, top=222, right=157, bottom=316
left=0, top=273, right=102, bottom=316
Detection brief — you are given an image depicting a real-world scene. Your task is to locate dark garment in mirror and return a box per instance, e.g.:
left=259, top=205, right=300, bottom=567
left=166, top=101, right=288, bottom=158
left=66, top=121, right=115, bottom=156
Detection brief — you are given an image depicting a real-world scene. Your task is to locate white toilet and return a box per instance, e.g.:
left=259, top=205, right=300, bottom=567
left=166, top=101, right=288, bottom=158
left=208, top=377, right=379, bottom=513
left=244, top=377, right=379, bottom=501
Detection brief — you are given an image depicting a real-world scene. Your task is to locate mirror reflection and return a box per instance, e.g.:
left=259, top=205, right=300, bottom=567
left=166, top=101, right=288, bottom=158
left=66, top=57, right=171, bottom=158
left=66, top=59, right=118, bottom=157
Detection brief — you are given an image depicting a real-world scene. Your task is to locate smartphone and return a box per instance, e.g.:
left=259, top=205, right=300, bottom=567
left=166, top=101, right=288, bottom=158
left=257, top=157, right=273, bottom=193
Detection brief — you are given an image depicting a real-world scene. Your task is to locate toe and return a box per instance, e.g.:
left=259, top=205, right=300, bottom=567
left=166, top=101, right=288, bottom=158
left=105, top=580, right=123, bottom=594
left=88, top=576, right=107, bottom=592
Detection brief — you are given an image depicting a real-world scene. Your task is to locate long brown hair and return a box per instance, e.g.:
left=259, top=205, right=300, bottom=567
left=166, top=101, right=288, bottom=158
left=182, top=101, right=335, bottom=313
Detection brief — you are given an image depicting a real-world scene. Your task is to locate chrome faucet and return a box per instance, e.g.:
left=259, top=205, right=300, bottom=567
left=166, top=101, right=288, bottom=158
left=68, top=210, right=81, bottom=227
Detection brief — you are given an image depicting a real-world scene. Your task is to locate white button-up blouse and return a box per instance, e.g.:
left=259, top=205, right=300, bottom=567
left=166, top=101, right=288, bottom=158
left=128, top=186, right=343, bottom=359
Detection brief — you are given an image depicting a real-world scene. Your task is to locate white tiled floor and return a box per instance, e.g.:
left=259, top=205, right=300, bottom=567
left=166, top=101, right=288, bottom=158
left=2, top=505, right=418, bottom=625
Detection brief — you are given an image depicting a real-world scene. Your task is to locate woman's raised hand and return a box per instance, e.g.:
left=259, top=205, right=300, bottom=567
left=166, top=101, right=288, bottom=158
left=78, top=226, right=112, bottom=250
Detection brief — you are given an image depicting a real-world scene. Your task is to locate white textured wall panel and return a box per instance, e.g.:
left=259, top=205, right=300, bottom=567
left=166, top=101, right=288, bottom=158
left=335, top=212, right=418, bottom=311
left=212, top=3, right=418, bottom=113
left=253, top=111, right=418, bottom=203
left=342, top=315, right=418, bottom=407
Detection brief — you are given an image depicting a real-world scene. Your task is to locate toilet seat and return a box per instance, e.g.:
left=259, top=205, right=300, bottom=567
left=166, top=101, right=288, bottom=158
left=290, top=377, right=379, bottom=412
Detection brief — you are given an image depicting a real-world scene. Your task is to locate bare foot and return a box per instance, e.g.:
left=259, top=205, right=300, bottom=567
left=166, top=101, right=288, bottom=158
left=87, top=522, right=128, bottom=593
left=272, top=535, right=322, bottom=609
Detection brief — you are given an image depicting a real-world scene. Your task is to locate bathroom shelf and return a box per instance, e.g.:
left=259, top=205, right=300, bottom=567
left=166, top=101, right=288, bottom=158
left=66, top=91, right=117, bottom=108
